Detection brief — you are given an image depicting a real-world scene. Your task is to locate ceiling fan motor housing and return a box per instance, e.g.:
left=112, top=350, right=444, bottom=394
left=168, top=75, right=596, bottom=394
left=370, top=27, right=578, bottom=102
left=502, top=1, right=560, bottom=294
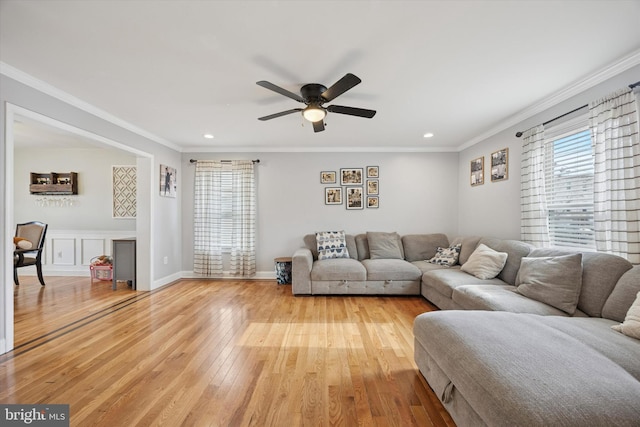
left=300, top=84, right=328, bottom=104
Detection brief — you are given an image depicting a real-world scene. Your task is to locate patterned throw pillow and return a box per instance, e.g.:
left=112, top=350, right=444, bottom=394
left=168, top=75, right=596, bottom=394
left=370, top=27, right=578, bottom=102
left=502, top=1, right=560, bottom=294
left=316, top=231, right=350, bottom=260
left=428, top=244, right=461, bottom=267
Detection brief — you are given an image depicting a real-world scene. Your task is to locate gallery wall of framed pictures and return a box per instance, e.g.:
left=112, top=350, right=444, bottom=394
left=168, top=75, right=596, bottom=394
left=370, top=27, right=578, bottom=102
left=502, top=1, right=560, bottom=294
left=320, top=165, right=379, bottom=209
left=470, top=147, right=508, bottom=187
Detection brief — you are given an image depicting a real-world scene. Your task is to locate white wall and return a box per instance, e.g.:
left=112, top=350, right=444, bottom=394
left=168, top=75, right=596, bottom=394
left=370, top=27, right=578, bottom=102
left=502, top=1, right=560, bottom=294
left=457, top=64, right=640, bottom=240
left=14, top=147, right=136, bottom=230
left=181, top=151, right=460, bottom=274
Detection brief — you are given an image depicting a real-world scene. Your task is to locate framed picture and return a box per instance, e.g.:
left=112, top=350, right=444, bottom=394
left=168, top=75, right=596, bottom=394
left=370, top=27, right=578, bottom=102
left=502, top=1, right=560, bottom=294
left=346, top=186, right=364, bottom=210
left=324, top=187, right=342, bottom=205
left=367, top=179, right=379, bottom=195
left=470, top=156, right=484, bottom=186
left=367, top=196, right=379, bottom=208
left=340, top=168, right=363, bottom=185
left=491, top=148, right=509, bottom=182
left=320, top=171, right=336, bottom=184
left=160, top=164, right=177, bottom=197
left=366, top=166, right=379, bottom=178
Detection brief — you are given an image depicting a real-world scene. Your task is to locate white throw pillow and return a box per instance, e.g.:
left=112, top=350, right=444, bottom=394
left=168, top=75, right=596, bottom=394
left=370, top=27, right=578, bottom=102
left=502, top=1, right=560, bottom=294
left=316, top=231, right=350, bottom=260
left=460, top=243, right=508, bottom=280
left=612, top=291, right=640, bottom=340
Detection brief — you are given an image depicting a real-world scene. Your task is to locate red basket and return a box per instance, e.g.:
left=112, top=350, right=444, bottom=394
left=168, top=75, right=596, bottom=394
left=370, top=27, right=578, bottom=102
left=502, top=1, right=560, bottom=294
left=90, top=256, right=113, bottom=281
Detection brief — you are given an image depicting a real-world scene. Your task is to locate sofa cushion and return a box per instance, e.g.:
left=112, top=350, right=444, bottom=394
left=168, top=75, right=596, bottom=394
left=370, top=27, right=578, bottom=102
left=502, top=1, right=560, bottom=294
left=423, top=268, right=507, bottom=299
left=603, top=266, right=640, bottom=322
left=310, top=258, right=366, bottom=281
left=361, top=259, right=421, bottom=281
left=366, top=231, right=404, bottom=259
left=449, top=236, right=482, bottom=265
left=453, top=284, right=586, bottom=316
left=479, top=238, right=533, bottom=285
left=428, top=244, right=461, bottom=267
left=413, top=311, right=640, bottom=426
left=515, top=253, right=583, bottom=315
left=612, top=291, right=640, bottom=340
left=460, top=243, right=508, bottom=280
left=528, top=248, right=632, bottom=317
left=316, top=231, right=350, bottom=260
left=412, top=260, right=452, bottom=274
left=402, top=233, right=449, bottom=262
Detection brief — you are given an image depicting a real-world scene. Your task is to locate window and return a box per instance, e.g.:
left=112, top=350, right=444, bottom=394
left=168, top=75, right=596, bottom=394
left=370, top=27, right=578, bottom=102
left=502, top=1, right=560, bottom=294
left=219, top=167, right=233, bottom=249
left=543, top=118, right=596, bottom=250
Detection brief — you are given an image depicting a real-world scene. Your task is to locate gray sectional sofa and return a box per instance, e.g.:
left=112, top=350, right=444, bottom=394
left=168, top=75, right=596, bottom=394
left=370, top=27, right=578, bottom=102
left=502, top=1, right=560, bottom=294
left=293, top=231, right=640, bottom=426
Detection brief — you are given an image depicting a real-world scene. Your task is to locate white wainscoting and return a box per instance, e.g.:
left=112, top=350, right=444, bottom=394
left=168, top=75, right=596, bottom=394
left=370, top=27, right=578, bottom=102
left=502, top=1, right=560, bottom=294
left=21, top=230, right=136, bottom=277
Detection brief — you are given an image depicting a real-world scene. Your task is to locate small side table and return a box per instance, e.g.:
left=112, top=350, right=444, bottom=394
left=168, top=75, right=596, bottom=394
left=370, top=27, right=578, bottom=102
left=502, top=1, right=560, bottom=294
left=274, top=257, right=292, bottom=285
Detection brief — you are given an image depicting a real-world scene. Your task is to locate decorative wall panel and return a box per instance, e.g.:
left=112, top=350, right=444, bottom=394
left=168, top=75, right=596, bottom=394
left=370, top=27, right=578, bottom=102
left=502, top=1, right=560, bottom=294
left=112, top=165, right=136, bottom=218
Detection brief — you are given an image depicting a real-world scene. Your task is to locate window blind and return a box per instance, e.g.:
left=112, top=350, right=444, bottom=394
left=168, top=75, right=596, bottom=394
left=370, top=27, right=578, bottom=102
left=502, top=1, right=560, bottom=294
left=544, top=123, right=596, bottom=250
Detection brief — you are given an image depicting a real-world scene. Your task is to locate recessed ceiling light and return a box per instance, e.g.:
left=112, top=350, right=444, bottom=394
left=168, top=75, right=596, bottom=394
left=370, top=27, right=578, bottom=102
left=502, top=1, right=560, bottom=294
left=423, top=132, right=434, bottom=138
left=203, top=133, right=214, bottom=139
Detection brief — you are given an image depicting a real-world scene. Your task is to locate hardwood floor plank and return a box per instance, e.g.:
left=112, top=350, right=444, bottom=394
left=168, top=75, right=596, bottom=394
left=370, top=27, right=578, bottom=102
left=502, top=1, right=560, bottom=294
left=2, top=277, right=455, bottom=426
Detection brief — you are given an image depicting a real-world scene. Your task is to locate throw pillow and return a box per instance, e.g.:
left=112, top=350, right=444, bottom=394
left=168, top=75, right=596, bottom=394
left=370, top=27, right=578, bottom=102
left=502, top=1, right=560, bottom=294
left=428, top=244, right=462, bottom=267
left=460, top=243, right=508, bottom=280
left=515, top=254, right=583, bottom=315
left=316, top=231, right=350, bottom=260
left=367, top=232, right=403, bottom=259
left=612, top=291, right=640, bottom=340
left=13, top=237, right=33, bottom=250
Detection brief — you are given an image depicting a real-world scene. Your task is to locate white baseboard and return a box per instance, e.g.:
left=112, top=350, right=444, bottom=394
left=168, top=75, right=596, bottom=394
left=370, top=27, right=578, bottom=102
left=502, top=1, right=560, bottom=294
left=180, top=270, right=276, bottom=280
left=0, top=338, right=5, bottom=355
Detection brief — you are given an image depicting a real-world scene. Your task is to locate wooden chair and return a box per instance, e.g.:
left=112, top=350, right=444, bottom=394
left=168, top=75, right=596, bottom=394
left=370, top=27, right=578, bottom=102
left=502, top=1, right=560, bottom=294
left=14, top=221, right=48, bottom=286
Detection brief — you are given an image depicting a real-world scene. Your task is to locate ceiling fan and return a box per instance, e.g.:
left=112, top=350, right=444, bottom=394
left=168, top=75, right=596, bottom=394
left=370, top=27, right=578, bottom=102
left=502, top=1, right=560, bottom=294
left=256, top=73, right=376, bottom=133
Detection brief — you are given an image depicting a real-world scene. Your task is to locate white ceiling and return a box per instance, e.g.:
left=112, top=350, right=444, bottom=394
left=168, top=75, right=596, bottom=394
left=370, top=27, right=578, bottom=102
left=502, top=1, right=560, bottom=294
left=1, top=0, right=639, bottom=152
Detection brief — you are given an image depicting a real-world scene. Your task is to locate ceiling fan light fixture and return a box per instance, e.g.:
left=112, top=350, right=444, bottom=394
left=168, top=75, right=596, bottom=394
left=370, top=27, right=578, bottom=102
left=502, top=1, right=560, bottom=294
left=302, top=105, right=326, bottom=123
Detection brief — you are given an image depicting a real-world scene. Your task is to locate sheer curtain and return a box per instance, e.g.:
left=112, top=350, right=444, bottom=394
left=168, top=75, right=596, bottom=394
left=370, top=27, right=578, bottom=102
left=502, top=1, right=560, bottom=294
left=589, top=88, right=640, bottom=264
left=520, top=125, right=550, bottom=247
left=193, top=160, right=256, bottom=276
left=228, top=161, right=256, bottom=277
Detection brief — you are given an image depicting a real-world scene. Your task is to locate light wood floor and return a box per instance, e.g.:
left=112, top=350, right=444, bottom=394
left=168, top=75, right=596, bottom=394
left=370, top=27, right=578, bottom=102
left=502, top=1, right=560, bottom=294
left=1, top=276, right=455, bottom=427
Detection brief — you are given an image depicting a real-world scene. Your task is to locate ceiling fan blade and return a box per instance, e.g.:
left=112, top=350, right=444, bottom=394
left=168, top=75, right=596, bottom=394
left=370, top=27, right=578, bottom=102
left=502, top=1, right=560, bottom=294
left=321, top=73, right=362, bottom=102
left=312, top=120, right=325, bottom=133
left=327, top=105, right=376, bottom=118
left=256, top=81, right=304, bottom=102
left=258, top=109, right=302, bottom=121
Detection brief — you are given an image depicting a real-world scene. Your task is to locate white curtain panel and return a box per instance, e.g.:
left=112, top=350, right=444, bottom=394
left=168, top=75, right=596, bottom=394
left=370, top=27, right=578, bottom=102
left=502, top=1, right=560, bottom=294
left=520, top=125, right=550, bottom=247
left=229, top=161, right=256, bottom=277
left=193, top=161, right=224, bottom=275
left=589, top=88, right=640, bottom=264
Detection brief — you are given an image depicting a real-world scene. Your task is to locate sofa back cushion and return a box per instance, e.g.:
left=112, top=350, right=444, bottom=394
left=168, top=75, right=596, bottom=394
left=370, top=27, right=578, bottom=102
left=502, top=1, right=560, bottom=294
left=402, top=233, right=449, bottom=262
left=528, top=248, right=632, bottom=317
left=366, top=231, right=404, bottom=259
left=479, top=238, right=534, bottom=285
left=303, top=233, right=358, bottom=261
left=450, top=236, right=482, bottom=265
left=602, top=266, right=640, bottom=322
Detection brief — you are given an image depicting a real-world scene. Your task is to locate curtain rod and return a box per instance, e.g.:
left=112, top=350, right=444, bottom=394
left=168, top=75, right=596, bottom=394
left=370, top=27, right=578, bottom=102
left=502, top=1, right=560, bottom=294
left=515, top=80, right=640, bottom=138
left=190, top=159, right=260, bottom=164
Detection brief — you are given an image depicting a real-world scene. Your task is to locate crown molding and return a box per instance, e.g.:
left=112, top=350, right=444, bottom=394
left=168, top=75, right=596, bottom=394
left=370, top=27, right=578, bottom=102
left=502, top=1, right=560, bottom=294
left=0, top=62, right=182, bottom=152
left=456, top=48, right=640, bottom=152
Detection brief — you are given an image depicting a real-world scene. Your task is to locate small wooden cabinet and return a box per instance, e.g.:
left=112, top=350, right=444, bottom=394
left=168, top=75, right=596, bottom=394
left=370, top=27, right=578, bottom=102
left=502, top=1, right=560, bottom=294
left=30, top=172, right=78, bottom=195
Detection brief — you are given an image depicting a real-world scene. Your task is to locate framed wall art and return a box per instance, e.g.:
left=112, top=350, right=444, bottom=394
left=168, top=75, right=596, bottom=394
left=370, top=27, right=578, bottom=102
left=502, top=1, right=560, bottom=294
left=112, top=165, right=137, bottom=218
left=367, top=179, right=379, bottom=195
left=160, top=164, right=177, bottom=197
left=321, top=171, right=336, bottom=184
left=470, top=156, right=484, bottom=186
left=367, top=196, right=379, bottom=208
left=346, top=186, right=364, bottom=210
left=340, top=168, right=363, bottom=185
left=325, top=187, right=342, bottom=205
left=366, top=166, right=379, bottom=178
left=491, top=148, right=509, bottom=182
